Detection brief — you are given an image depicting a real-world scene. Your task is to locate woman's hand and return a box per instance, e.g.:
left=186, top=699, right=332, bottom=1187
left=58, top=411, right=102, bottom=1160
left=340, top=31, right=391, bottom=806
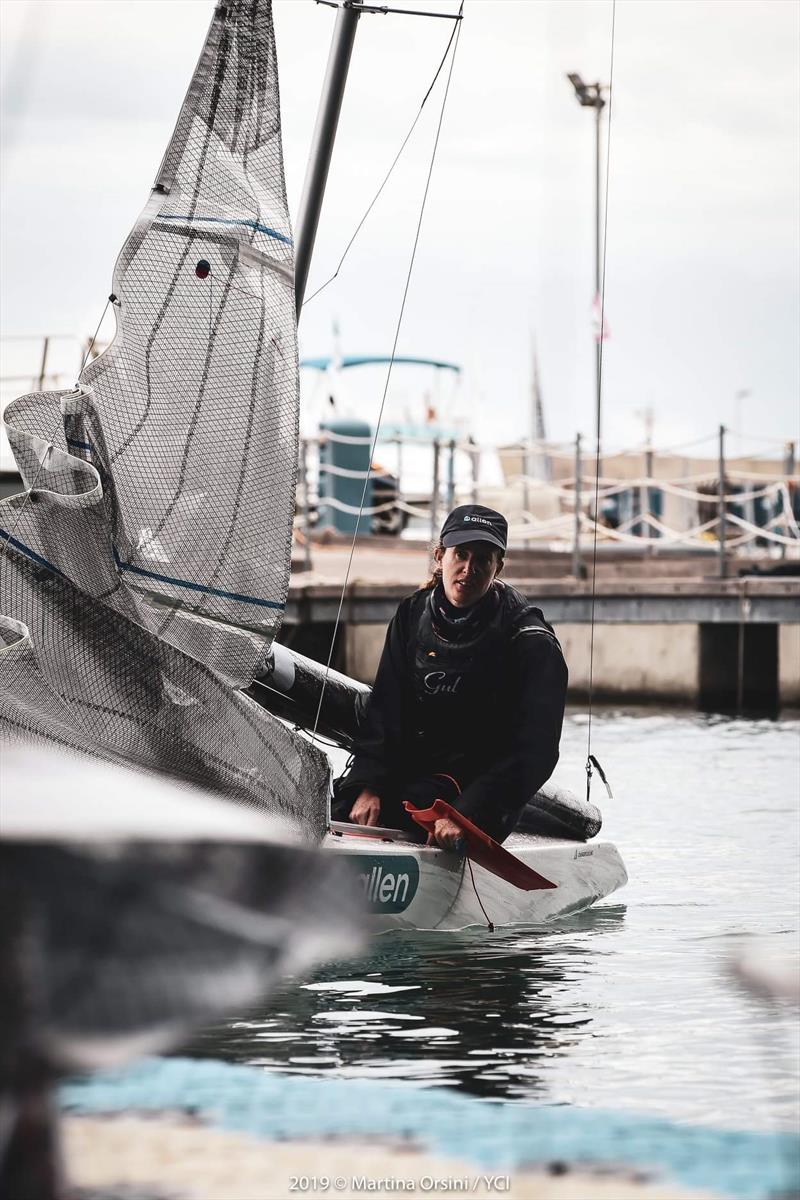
left=428, top=816, right=464, bottom=851
left=349, top=789, right=382, bottom=826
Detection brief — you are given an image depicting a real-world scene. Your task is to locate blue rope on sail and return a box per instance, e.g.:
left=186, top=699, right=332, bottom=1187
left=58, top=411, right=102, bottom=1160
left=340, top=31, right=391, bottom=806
left=112, top=551, right=285, bottom=610
left=0, top=528, right=284, bottom=612
left=0, top=529, right=68, bottom=579
left=158, top=213, right=293, bottom=246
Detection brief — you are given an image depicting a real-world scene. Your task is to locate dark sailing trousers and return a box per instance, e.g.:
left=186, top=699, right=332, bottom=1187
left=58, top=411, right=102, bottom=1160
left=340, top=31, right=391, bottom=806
left=331, top=773, right=518, bottom=843
left=331, top=773, right=463, bottom=843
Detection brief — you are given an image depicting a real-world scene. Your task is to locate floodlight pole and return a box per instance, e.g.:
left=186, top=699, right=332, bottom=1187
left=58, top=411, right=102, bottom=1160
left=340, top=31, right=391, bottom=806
left=567, top=73, right=606, bottom=466
left=594, top=97, right=602, bottom=434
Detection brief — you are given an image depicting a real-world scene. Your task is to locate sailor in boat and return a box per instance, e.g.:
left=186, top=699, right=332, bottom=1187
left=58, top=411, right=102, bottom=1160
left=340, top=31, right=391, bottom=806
left=332, top=505, right=568, bottom=850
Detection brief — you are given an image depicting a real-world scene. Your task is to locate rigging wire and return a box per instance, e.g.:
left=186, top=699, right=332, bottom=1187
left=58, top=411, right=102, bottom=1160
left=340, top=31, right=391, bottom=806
left=308, top=1, right=464, bottom=755
left=301, top=10, right=461, bottom=309
left=77, top=294, right=114, bottom=383
left=585, top=0, right=616, bottom=800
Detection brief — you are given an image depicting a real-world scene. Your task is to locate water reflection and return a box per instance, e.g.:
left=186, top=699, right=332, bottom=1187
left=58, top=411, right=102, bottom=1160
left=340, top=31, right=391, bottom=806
left=181, top=903, right=627, bottom=1100
left=181, top=710, right=799, bottom=1126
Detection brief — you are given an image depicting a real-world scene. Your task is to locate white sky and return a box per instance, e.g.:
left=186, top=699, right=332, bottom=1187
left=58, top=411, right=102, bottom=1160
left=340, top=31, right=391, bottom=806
left=1, top=0, right=798, bottom=454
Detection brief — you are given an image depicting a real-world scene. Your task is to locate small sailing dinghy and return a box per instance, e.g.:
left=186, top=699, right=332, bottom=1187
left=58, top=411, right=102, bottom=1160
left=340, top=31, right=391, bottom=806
left=0, top=0, right=627, bottom=936
left=269, top=0, right=628, bottom=929
left=325, top=823, right=627, bottom=932
left=254, top=642, right=628, bottom=931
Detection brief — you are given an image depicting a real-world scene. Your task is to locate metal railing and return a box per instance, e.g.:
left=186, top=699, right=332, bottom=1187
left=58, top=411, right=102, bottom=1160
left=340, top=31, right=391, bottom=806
left=296, top=429, right=799, bottom=577
left=1, top=340, right=794, bottom=581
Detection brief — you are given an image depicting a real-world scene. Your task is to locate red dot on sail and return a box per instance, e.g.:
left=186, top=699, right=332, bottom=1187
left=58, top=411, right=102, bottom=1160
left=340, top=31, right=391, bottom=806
left=195, top=259, right=211, bottom=279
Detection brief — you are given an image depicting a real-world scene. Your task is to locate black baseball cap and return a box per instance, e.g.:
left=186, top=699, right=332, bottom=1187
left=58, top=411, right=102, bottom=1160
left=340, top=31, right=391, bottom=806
left=440, top=504, right=508, bottom=553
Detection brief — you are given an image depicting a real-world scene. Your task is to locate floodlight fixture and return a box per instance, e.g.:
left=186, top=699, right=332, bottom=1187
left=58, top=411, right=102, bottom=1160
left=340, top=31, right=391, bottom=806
left=567, top=71, right=605, bottom=110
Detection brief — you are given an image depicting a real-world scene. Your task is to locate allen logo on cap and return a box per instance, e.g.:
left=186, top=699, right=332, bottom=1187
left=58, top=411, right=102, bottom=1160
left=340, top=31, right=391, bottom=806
left=440, top=504, right=508, bottom=552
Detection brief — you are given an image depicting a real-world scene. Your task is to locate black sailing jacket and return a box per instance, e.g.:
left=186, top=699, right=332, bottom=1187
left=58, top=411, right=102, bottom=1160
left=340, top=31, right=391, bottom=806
left=339, top=580, right=568, bottom=832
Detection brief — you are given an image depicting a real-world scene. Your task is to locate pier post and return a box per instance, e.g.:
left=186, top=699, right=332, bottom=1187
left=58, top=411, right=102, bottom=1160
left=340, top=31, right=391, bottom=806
left=718, top=425, right=727, bottom=579
left=430, top=438, right=441, bottom=543
left=36, top=337, right=49, bottom=391
left=736, top=620, right=745, bottom=713
left=644, top=444, right=654, bottom=554
left=572, top=433, right=582, bottom=578
left=446, top=438, right=456, bottom=514
left=470, top=438, right=479, bottom=504
left=781, top=440, right=795, bottom=560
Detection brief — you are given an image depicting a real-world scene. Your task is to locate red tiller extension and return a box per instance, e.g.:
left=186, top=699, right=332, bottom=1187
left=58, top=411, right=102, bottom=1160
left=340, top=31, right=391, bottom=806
left=404, top=799, right=557, bottom=892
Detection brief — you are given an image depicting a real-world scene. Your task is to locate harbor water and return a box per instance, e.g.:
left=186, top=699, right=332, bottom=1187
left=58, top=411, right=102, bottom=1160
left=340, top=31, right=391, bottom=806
left=184, top=708, right=800, bottom=1134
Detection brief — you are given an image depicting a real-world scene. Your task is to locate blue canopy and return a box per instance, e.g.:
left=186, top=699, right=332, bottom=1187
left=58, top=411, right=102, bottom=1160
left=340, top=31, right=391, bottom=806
left=300, top=355, right=461, bottom=374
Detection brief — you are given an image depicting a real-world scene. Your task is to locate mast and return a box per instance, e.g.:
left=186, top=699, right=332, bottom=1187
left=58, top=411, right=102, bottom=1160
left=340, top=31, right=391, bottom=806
left=294, top=0, right=363, bottom=318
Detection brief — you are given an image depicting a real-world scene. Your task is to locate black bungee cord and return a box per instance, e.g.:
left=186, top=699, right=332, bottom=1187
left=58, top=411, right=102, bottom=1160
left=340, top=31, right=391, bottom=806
left=465, top=856, right=494, bottom=933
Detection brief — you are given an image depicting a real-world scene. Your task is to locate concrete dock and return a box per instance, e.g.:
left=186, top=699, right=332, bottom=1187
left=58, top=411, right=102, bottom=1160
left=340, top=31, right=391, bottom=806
left=287, top=539, right=800, bottom=709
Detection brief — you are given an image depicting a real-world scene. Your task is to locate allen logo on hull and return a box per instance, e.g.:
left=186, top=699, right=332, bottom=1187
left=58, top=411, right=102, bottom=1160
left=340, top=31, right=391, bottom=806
left=348, top=854, right=421, bottom=913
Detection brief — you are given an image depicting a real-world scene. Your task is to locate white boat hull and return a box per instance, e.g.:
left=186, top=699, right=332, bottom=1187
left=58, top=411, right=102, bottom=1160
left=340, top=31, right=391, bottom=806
left=324, top=828, right=627, bottom=932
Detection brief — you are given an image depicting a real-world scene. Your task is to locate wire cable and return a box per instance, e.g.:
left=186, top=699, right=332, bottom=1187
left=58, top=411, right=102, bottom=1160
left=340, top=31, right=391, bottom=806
left=77, top=294, right=115, bottom=383
left=301, top=8, right=461, bottom=309
left=309, top=2, right=464, bottom=755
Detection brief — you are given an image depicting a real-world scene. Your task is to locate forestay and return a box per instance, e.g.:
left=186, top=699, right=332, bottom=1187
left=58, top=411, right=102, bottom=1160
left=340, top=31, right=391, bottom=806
left=0, top=0, right=330, bottom=837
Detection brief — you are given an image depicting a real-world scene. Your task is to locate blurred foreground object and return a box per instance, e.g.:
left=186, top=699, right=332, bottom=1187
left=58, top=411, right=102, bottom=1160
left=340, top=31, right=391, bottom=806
left=732, top=939, right=800, bottom=1006
left=0, top=746, right=364, bottom=1200
left=61, top=1112, right=713, bottom=1199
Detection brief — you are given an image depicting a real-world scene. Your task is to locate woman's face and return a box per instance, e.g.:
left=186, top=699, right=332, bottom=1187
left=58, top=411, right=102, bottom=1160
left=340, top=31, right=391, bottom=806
left=436, top=542, right=502, bottom=608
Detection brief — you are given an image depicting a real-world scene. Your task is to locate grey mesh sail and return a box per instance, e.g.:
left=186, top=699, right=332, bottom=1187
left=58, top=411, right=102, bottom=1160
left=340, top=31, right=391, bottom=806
left=0, top=0, right=329, bottom=837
